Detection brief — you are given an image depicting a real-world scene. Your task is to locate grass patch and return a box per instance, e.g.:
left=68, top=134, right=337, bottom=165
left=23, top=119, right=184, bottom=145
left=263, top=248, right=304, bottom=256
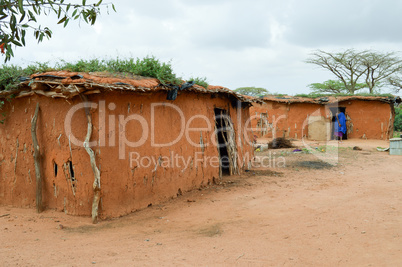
left=297, top=160, right=333, bottom=169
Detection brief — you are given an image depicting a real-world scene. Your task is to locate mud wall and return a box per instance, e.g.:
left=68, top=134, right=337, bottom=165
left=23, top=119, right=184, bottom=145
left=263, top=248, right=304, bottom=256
left=250, top=100, right=393, bottom=140
left=339, top=100, right=393, bottom=140
left=250, top=102, right=326, bottom=139
left=0, top=91, right=254, bottom=218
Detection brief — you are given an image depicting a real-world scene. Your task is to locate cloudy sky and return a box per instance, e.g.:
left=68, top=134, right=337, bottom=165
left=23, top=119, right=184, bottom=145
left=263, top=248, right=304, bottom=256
left=5, top=0, right=402, bottom=95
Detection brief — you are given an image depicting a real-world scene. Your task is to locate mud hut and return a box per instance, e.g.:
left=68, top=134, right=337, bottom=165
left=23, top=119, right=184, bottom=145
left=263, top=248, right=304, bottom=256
left=250, top=95, right=400, bottom=141
left=0, top=71, right=255, bottom=221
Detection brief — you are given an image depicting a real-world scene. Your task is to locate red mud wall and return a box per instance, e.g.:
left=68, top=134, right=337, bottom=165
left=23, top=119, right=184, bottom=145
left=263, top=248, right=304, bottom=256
left=250, top=100, right=393, bottom=140
left=250, top=102, right=325, bottom=139
left=339, top=100, right=393, bottom=140
left=0, top=91, right=253, bottom=218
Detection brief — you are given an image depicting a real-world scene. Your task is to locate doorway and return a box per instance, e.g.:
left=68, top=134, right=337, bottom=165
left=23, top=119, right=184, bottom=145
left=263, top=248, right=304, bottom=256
left=329, top=107, right=347, bottom=140
left=214, top=108, right=238, bottom=176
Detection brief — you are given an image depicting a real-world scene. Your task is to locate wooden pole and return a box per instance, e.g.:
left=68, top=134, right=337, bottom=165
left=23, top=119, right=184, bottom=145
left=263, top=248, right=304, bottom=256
left=79, top=94, right=101, bottom=224
left=31, top=103, right=42, bottom=213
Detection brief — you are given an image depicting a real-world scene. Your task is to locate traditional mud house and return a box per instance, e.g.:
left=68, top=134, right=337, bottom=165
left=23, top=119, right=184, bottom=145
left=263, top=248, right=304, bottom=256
left=250, top=95, right=400, bottom=141
left=0, top=71, right=255, bottom=222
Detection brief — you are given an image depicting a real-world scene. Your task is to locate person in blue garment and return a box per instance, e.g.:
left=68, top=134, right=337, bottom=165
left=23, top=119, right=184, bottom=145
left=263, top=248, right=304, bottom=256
left=334, top=109, right=347, bottom=142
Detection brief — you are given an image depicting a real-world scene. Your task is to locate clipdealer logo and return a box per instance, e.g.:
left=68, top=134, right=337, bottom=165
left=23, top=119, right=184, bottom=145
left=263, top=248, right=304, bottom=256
left=64, top=100, right=256, bottom=160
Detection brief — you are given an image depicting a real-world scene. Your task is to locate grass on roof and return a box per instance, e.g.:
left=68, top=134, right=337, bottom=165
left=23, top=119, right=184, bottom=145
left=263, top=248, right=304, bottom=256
left=0, top=56, right=189, bottom=91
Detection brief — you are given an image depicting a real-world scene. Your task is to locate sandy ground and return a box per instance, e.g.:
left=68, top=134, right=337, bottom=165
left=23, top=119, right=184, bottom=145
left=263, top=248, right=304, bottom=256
left=0, top=139, right=401, bottom=266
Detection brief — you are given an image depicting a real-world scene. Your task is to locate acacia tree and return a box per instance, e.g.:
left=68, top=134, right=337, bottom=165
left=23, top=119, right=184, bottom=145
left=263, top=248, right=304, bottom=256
left=234, top=86, right=269, bottom=97
left=387, top=76, right=402, bottom=92
left=359, top=51, right=402, bottom=93
left=0, top=0, right=115, bottom=61
left=308, top=79, right=367, bottom=94
left=306, top=49, right=368, bottom=94
left=306, top=49, right=402, bottom=94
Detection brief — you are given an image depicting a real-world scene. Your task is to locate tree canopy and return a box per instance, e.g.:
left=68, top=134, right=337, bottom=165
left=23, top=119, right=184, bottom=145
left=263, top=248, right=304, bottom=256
left=234, top=86, right=269, bottom=97
left=0, top=0, right=115, bottom=61
left=360, top=51, right=402, bottom=93
left=306, top=49, right=402, bottom=94
left=388, top=76, right=402, bottom=93
left=308, top=79, right=367, bottom=94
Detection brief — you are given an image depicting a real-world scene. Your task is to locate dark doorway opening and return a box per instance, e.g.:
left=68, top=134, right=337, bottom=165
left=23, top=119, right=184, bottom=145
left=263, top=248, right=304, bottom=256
left=214, top=108, right=230, bottom=176
left=329, top=107, right=347, bottom=140
left=54, top=161, right=58, bottom=177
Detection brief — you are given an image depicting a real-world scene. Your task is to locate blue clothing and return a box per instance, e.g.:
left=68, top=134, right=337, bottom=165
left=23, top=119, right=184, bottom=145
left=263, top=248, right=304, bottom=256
left=334, top=112, right=347, bottom=134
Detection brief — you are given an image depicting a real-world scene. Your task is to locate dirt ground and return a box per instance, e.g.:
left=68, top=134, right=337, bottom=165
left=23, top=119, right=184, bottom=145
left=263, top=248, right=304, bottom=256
left=1, top=139, right=401, bottom=266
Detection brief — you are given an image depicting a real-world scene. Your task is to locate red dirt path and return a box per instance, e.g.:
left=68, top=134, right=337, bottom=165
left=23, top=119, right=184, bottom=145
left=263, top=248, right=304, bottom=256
left=1, top=139, right=401, bottom=266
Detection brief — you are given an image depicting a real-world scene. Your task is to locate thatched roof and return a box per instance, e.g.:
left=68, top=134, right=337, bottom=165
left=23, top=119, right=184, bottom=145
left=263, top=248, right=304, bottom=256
left=0, top=71, right=257, bottom=104
left=260, top=95, right=400, bottom=105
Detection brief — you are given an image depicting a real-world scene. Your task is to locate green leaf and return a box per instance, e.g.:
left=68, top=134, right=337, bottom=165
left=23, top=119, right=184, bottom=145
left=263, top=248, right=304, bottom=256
left=83, top=0, right=87, bottom=6
left=71, top=9, right=78, bottom=17
left=10, top=14, right=16, bottom=32
left=21, top=31, right=26, bottom=46
left=0, top=14, right=7, bottom=21
left=112, top=4, right=116, bottom=12
left=9, top=47, right=14, bottom=57
left=18, top=0, right=24, bottom=13
left=57, top=16, right=67, bottom=24
left=91, top=16, right=96, bottom=25
left=32, top=4, right=38, bottom=14
left=28, top=10, right=37, bottom=22
left=19, top=11, right=26, bottom=23
left=11, top=40, right=22, bottom=47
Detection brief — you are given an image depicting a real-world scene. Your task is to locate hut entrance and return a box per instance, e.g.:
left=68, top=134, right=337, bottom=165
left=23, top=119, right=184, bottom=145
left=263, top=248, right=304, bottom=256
left=329, top=107, right=348, bottom=140
left=214, top=108, right=238, bottom=177
left=257, top=113, right=268, bottom=136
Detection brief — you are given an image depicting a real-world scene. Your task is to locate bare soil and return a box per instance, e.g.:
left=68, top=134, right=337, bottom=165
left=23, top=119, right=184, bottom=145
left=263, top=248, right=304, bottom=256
left=1, top=139, right=401, bottom=266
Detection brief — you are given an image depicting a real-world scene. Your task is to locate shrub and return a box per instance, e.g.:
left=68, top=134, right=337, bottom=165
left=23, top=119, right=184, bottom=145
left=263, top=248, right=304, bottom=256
left=57, top=59, right=107, bottom=72
left=0, top=65, right=25, bottom=91
left=134, top=56, right=181, bottom=85
left=188, top=77, right=208, bottom=89
left=395, top=106, right=402, bottom=132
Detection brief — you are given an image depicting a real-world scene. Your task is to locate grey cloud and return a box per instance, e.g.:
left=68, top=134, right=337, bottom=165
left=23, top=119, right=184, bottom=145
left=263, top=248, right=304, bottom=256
left=184, top=2, right=273, bottom=50
left=284, top=0, right=402, bottom=47
left=7, top=0, right=402, bottom=96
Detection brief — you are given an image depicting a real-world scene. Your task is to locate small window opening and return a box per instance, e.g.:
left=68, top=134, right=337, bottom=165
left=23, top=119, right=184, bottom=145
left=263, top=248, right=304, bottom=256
left=54, top=162, right=58, bottom=177
left=68, top=160, right=75, bottom=181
